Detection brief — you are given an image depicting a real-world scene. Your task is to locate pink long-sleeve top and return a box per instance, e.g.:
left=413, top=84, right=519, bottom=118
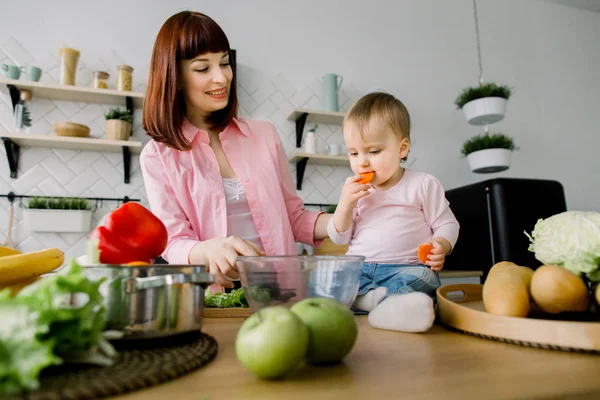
left=140, top=118, right=323, bottom=264
left=327, top=170, right=459, bottom=264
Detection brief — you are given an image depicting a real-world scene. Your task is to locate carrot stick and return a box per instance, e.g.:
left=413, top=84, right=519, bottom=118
left=417, top=243, right=433, bottom=263
left=358, top=171, right=375, bottom=184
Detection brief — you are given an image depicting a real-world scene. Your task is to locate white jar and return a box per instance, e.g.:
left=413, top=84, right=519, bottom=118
left=304, top=130, right=317, bottom=154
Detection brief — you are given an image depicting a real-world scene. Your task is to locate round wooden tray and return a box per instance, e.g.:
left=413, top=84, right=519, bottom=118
left=437, top=284, right=600, bottom=353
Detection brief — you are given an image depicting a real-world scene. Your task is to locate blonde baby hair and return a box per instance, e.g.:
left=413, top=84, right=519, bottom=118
left=343, top=92, right=411, bottom=161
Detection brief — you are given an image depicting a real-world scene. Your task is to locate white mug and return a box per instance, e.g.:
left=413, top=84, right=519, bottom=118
left=327, top=143, right=341, bottom=156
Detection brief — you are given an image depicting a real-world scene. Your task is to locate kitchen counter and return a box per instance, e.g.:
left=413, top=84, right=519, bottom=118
left=113, top=316, right=600, bottom=400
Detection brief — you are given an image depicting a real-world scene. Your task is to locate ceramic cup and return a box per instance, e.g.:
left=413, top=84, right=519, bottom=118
left=327, top=143, right=341, bottom=156
left=22, top=65, right=42, bottom=82
left=1, top=64, right=21, bottom=79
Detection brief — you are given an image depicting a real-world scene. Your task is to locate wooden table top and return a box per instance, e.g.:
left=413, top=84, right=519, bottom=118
left=113, top=316, right=600, bottom=400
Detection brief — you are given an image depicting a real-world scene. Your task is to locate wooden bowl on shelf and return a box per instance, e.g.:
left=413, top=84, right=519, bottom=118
left=54, top=122, right=90, bottom=138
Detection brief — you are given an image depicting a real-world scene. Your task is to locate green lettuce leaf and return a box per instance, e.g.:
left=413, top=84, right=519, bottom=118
left=0, top=259, right=115, bottom=396
left=204, top=287, right=248, bottom=308
left=0, top=293, right=61, bottom=395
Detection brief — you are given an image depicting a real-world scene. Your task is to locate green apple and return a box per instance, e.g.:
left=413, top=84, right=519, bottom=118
left=235, top=306, right=309, bottom=379
left=290, top=297, right=358, bottom=365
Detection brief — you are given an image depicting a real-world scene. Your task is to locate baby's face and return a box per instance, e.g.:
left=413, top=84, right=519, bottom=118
left=343, top=117, right=409, bottom=189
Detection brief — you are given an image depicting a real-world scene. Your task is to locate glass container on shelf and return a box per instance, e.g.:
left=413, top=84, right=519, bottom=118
left=116, top=65, right=133, bottom=91
left=14, top=89, right=33, bottom=133
left=92, top=71, right=110, bottom=89
left=58, top=46, right=80, bottom=85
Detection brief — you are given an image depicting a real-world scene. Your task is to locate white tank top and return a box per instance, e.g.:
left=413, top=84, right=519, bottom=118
left=222, top=177, right=264, bottom=250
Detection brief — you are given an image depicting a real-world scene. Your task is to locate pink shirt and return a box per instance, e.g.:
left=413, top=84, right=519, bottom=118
left=327, top=170, right=459, bottom=264
left=140, top=118, right=323, bottom=264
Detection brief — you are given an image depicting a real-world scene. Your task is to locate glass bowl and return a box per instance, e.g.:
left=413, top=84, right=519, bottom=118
left=236, top=255, right=365, bottom=311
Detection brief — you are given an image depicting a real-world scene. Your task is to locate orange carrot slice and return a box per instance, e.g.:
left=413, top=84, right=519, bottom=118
left=358, top=171, right=375, bottom=184
left=417, top=243, right=433, bottom=263
left=127, top=261, right=151, bottom=266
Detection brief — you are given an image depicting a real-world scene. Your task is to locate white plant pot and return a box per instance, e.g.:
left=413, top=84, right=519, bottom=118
left=466, top=148, right=512, bottom=174
left=23, top=209, right=93, bottom=233
left=462, top=97, right=508, bottom=125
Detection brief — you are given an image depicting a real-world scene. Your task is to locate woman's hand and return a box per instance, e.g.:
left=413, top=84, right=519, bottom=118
left=190, top=236, right=264, bottom=289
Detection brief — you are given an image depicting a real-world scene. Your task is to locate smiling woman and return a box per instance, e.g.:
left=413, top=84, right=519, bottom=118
left=143, top=11, right=238, bottom=150
left=140, top=11, right=332, bottom=292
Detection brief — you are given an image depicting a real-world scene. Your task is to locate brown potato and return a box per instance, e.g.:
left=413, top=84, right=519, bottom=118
left=483, top=261, right=535, bottom=318
left=530, top=265, right=589, bottom=314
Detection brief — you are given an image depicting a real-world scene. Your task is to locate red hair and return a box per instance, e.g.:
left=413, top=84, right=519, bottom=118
left=143, top=11, right=238, bottom=150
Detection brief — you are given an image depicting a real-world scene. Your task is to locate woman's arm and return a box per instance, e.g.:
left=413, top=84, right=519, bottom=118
left=270, top=123, right=325, bottom=244
left=141, top=144, right=260, bottom=287
left=140, top=144, right=202, bottom=264
left=313, top=213, right=333, bottom=239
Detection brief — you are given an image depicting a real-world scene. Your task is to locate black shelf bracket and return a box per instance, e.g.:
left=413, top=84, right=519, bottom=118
left=296, top=157, right=308, bottom=191
left=295, top=112, right=308, bottom=148
left=2, top=138, right=20, bottom=179
left=7, top=84, right=20, bottom=112
left=126, top=96, right=134, bottom=128
left=122, top=146, right=131, bottom=184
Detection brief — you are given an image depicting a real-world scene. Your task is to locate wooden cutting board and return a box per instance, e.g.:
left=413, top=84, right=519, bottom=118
left=203, top=308, right=252, bottom=318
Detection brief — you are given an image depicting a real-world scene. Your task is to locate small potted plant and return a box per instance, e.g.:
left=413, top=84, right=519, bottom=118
left=105, top=107, right=132, bottom=141
left=455, top=82, right=512, bottom=125
left=23, top=197, right=93, bottom=233
left=461, top=132, right=517, bottom=173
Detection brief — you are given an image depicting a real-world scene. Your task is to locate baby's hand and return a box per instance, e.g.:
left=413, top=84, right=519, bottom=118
left=426, top=239, right=447, bottom=271
left=338, top=175, right=371, bottom=211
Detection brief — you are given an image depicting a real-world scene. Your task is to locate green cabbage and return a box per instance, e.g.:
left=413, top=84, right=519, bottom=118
left=525, top=211, right=600, bottom=281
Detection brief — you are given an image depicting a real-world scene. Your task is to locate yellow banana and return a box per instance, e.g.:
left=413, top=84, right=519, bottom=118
left=0, top=275, right=41, bottom=297
left=0, top=245, right=21, bottom=257
left=0, top=248, right=64, bottom=285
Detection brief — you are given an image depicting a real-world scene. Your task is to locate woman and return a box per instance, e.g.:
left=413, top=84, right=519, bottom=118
left=141, top=11, right=331, bottom=289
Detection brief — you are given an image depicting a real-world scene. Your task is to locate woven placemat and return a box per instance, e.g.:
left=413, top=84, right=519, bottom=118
left=15, top=331, right=218, bottom=400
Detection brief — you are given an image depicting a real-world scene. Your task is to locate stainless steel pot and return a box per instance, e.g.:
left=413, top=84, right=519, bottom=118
left=79, top=265, right=213, bottom=339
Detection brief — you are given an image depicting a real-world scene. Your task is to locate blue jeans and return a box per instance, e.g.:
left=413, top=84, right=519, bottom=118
left=358, top=263, right=441, bottom=300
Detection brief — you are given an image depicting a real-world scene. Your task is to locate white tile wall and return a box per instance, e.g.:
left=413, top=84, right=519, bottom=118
left=0, top=37, right=363, bottom=260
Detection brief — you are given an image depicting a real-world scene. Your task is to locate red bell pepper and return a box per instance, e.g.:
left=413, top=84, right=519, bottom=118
left=88, top=202, right=168, bottom=264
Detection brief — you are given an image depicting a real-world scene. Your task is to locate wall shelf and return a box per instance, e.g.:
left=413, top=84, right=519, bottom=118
left=287, top=109, right=346, bottom=190
left=1, top=132, right=143, bottom=183
left=1, top=78, right=145, bottom=184
left=288, top=151, right=349, bottom=190
left=287, top=108, right=345, bottom=148
left=0, top=77, right=144, bottom=107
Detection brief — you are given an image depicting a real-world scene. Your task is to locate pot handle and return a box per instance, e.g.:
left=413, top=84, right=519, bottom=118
left=125, top=273, right=214, bottom=293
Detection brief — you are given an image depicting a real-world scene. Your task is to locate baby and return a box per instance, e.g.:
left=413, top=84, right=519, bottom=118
left=328, top=92, right=459, bottom=332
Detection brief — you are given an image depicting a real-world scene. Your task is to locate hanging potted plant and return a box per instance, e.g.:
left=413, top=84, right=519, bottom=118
left=455, top=82, right=512, bottom=125
left=461, top=132, right=517, bottom=173
left=23, top=197, right=93, bottom=233
left=105, top=107, right=132, bottom=141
